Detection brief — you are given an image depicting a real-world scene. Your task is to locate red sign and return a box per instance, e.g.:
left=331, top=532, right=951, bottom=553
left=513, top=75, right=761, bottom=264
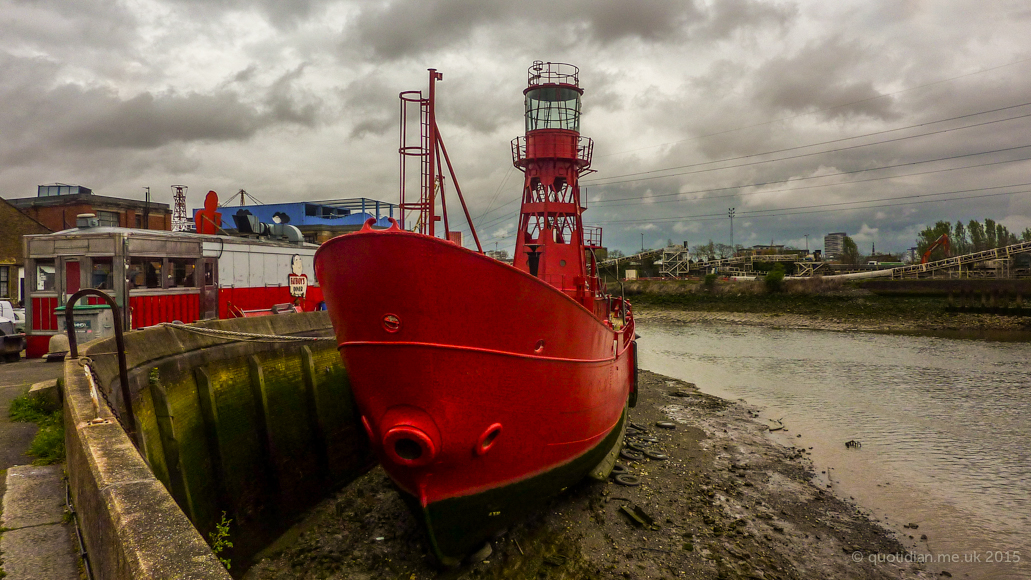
left=289, top=274, right=308, bottom=298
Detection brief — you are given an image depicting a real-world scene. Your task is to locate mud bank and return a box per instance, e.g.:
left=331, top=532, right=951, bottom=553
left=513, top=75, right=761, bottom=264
left=634, top=307, right=1031, bottom=337
left=244, top=371, right=939, bottom=580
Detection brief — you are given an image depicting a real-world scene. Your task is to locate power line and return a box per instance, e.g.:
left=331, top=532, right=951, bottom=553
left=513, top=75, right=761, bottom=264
left=586, top=101, right=1031, bottom=184
left=615, top=189, right=1028, bottom=224
left=474, top=165, right=518, bottom=221
left=476, top=102, right=1031, bottom=226
left=473, top=142, right=1031, bottom=243
left=594, top=54, right=1031, bottom=160
left=473, top=57, right=1031, bottom=245
left=591, top=148, right=1031, bottom=208
left=478, top=176, right=1031, bottom=246
left=591, top=183, right=1031, bottom=226
left=583, top=111, right=1031, bottom=187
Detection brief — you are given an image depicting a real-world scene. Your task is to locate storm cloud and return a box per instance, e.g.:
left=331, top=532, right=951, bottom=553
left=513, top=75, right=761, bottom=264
left=0, top=0, right=1029, bottom=254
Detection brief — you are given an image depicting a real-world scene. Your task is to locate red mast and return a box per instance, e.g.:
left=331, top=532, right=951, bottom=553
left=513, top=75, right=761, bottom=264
left=511, top=61, right=599, bottom=307
left=399, top=69, right=482, bottom=251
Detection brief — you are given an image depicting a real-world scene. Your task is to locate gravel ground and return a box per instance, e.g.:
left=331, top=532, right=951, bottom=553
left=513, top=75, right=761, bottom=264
left=243, top=371, right=939, bottom=580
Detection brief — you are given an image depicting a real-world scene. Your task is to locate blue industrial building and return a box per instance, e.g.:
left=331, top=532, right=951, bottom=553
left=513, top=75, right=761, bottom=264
left=194, top=198, right=397, bottom=243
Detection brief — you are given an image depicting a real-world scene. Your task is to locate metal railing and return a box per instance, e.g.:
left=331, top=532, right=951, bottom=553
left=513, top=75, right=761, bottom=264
left=890, top=240, right=1031, bottom=279
left=511, top=136, right=594, bottom=167
left=527, top=61, right=579, bottom=87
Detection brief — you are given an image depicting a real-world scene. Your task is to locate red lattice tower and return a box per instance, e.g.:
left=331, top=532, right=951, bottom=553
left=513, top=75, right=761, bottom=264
left=510, top=61, right=595, bottom=296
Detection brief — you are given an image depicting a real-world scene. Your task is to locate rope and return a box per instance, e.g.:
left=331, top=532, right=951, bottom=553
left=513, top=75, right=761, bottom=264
left=156, top=322, right=335, bottom=343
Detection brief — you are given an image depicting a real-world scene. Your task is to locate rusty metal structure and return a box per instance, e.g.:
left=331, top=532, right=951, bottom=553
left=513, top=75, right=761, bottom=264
left=171, top=185, right=188, bottom=232
left=661, top=243, right=691, bottom=278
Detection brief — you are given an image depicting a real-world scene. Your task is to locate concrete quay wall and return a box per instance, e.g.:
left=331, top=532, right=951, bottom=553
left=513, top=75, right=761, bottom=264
left=63, top=312, right=372, bottom=579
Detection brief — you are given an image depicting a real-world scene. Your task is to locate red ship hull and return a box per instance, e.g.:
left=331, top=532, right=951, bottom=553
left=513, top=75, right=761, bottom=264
left=314, top=223, right=635, bottom=564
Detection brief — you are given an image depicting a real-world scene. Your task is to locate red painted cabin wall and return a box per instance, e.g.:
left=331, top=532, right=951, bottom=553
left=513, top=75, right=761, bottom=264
left=129, top=294, right=201, bottom=328
left=218, top=286, right=324, bottom=317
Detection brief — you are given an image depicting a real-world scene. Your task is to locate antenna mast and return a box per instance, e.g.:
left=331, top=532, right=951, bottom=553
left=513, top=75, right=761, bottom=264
left=171, top=185, right=188, bottom=232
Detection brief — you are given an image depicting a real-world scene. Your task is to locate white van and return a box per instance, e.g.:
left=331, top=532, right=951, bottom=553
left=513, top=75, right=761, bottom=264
left=1, top=300, right=26, bottom=362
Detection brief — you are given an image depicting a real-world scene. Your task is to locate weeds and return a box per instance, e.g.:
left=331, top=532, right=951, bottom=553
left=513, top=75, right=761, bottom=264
left=631, top=285, right=946, bottom=320
left=703, top=273, right=718, bottom=292
left=8, top=394, right=64, bottom=466
left=8, top=394, right=52, bottom=423
left=764, top=264, right=786, bottom=294
left=208, top=511, right=233, bottom=570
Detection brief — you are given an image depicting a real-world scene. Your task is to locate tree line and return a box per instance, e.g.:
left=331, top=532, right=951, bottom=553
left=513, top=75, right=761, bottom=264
left=690, top=240, right=744, bottom=260
left=917, top=219, right=1031, bottom=261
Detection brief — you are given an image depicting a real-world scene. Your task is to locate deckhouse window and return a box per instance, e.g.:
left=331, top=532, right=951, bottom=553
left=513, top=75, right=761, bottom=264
left=129, top=258, right=162, bottom=289
left=35, top=260, right=56, bottom=291
left=91, top=258, right=113, bottom=290
left=169, top=258, right=196, bottom=288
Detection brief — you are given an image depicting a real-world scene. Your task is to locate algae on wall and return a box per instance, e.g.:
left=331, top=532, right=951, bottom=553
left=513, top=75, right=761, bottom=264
left=134, top=340, right=372, bottom=570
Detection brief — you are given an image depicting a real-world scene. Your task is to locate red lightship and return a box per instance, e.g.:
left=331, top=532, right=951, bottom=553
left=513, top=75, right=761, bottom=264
left=314, top=62, right=637, bottom=565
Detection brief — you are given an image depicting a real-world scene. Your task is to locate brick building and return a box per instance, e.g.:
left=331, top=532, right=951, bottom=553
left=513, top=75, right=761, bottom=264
left=8, top=184, right=172, bottom=232
left=0, top=197, right=51, bottom=303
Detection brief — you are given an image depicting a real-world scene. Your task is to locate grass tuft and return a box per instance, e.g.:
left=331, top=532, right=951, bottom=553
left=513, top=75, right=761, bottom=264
left=8, top=394, right=52, bottom=423
left=8, top=394, right=65, bottom=466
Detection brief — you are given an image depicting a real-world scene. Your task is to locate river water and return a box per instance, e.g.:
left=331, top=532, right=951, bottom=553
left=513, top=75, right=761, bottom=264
left=638, top=321, right=1030, bottom=579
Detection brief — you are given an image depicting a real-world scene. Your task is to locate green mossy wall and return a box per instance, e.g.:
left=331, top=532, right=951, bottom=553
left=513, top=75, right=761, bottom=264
left=83, top=314, right=374, bottom=574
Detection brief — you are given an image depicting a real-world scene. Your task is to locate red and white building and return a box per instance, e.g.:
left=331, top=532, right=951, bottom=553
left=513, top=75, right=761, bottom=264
left=22, top=219, right=323, bottom=358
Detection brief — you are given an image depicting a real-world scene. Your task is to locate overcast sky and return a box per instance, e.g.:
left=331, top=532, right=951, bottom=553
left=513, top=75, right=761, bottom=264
left=2, top=0, right=1030, bottom=255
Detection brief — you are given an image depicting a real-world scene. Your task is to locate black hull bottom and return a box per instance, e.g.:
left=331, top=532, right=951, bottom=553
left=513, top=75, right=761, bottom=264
left=400, top=406, right=627, bottom=566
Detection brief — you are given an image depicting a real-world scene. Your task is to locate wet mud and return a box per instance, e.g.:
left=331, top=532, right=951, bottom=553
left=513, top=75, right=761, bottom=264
left=244, top=371, right=937, bottom=580
left=635, top=307, right=1031, bottom=338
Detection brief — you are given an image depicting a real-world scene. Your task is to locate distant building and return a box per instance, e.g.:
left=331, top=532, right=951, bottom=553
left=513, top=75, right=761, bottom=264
left=486, top=249, right=511, bottom=263
left=747, top=244, right=793, bottom=255
left=8, top=184, right=172, bottom=231
left=195, top=198, right=397, bottom=244
left=0, top=197, right=52, bottom=303
left=824, top=232, right=847, bottom=259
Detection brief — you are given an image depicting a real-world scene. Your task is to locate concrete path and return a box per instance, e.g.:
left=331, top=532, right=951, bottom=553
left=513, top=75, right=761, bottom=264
left=0, top=359, right=78, bottom=580
left=1, top=465, right=78, bottom=579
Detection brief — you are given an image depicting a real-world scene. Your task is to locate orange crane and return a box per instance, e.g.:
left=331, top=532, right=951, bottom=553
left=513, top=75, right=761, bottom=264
left=921, top=233, right=951, bottom=264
